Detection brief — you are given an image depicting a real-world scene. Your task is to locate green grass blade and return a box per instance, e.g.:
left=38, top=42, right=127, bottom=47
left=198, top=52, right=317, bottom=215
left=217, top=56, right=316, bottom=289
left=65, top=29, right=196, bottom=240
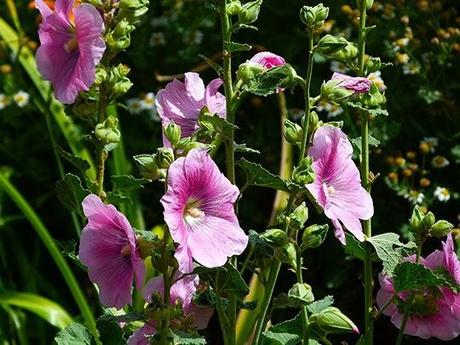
left=0, top=173, right=99, bottom=343
left=0, top=292, right=72, bottom=330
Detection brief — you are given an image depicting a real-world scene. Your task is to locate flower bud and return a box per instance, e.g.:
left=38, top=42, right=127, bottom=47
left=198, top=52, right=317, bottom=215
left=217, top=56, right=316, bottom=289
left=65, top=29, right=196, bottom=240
left=288, top=283, right=315, bottom=304
left=275, top=242, right=297, bottom=269
left=95, top=116, right=121, bottom=145
left=410, top=205, right=424, bottom=231
left=292, top=157, right=315, bottom=185
left=94, top=66, right=107, bottom=85
left=290, top=202, right=309, bottom=230
left=164, top=122, right=182, bottom=145
left=366, top=56, right=382, bottom=74
left=320, top=80, right=354, bottom=103
left=362, top=84, right=386, bottom=108
left=299, top=4, right=329, bottom=30
left=302, top=224, right=328, bottom=249
left=330, top=43, right=358, bottom=62
left=236, top=62, right=265, bottom=84
left=283, top=120, right=303, bottom=145
left=315, top=35, right=349, bottom=55
left=238, top=0, right=263, bottom=25
left=155, top=147, right=175, bottom=169
left=133, top=154, right=162, bottom=180
left=430, top=220, right=453, bottom=238
left=260, top=229, right=289, bottom=247
left=226, top=0, right=242, bottom=15
left=309, top=111, right=319, bottom=134
left=310, top=307, right=359, bottom=334
left=419, top=211, right=436, bottom=234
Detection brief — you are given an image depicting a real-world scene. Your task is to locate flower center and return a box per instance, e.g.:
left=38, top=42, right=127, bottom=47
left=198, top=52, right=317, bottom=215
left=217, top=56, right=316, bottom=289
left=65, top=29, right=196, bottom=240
left=120, top=244, right=131, bottom=256
left=327, top=185, right=336, bottom=195
left=184, top=199, right=204, bottom=221
left=64, top=36, right=79, bottom=53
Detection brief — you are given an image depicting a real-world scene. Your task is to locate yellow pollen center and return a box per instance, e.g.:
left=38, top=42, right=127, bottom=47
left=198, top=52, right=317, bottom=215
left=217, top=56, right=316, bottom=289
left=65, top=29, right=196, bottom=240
left=185, top=207, right=204, bottom=219
left=327, top=185, right=336, bottom=194
left=120, top=244, right=131, bottom=256
left=64, top=37, right=79, bottom=53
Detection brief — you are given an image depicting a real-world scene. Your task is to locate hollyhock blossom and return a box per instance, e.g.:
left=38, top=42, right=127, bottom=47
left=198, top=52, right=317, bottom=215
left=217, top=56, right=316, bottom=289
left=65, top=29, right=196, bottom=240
left=78, top=194, right=145, bottom=309
left=156, top=73, right=226, bottom=146
left=128, top=274, right=213, bottom=345
left=35, top=0, right=106, bottom=104
left=161, top=149, right=248, bottom=273
left=331, top=72, right=371, bottom=94
left=248, top=51, right=286, bottom=69
left=377, top=235, right=460, bottom=340
left=306, top=126, right=373, bottom=244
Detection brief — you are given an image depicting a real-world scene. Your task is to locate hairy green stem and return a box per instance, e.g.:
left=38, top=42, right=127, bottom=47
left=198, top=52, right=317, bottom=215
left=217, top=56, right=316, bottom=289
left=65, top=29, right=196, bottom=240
left=0, top=174, right=100, bottom=344
left=95, top=88, right=108, bottom=198
left=298, top=31, right=315, bottom=164
left=295, top=243, right=309, bottom=343
left=357, top=2, right=373, bottom=344
left=159, top=230, right=172, bottom=345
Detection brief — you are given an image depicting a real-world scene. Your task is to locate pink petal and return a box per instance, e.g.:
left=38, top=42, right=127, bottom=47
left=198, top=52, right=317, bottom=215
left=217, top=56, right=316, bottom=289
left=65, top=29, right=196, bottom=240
left=249, top=52, right=286, bottom=69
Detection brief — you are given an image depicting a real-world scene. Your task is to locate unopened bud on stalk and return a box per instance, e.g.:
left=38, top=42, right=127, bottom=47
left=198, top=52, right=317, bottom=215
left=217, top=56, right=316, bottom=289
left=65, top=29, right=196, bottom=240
left=290, top=202, right=309, bottom=230
left=133, top=154, right=162, bottom=180
left=310, top=307, right=360, bottom=334
left=315, top=35, right=349, bottom=55
left=430, top=220, right=454, bottom=238
left=260, top=229, right=289, bottom=247
left=283, top=119, right=303, bottom=145
left=299, top=3, right=329, bottom=30
left=320, top=80, right=354, bottom=103
left=236, top=62, right=265, bottom=84
left=226, top=0, right=242, bottom=15
left=292, top=157, right=315, bottom=185
left=164, top=122, right=182, bottom=145
left=301, top=224, right=328, bottom=249
left=155, top=147, right=175, bottom=169
left=95, top=116, right=121, bottom=145
left=238, top=0, right=263, bottom=25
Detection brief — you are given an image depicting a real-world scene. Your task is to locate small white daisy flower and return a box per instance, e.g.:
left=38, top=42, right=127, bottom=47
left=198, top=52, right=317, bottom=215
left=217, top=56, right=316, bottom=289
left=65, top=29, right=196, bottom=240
left=368, top=71, right=386, bottom=91
left=13, top=90, right=29, bottom=107
left=127, top=98, right=143, bottom=115
left=0, top=93, right=9, bottom=110
left=434, top=186, right=450, bottom=202
left=431, top=155, right=449, bottom=168
left=404, top=190, right=425, bottom=205
left=140, top=92, right=156, bottom=110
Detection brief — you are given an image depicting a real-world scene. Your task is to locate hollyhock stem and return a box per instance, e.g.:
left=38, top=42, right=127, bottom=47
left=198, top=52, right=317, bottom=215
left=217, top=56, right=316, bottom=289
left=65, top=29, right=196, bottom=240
left=357, top=1, right=374, bottom=344
left=219, top=2, right=238, bottom=345
left=159, top=231, right=172, bottom=345
left=95, top=89, right=108, bottom=198
left=298, top=31, right=314, bottom=164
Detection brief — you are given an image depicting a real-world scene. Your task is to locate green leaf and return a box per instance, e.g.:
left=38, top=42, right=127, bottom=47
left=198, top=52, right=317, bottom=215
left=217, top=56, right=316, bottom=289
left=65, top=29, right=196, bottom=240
left=351, top=135, right=381, bottom=156
left=56, top=146, right=91, bottom=175
left=56, top=174, right=90, bottom=217
left=105, top=192, right=132, bottom=206
left=244, top=64, right=298, bottom=97
left=224, top=41, right=252, bottom=53
left=194, top=263, right=249, bottom=298
left=172, top=330, right=206, bottom=344
left=0, top=292, right=72, bottom=329
left=111, top=175, right=146, bottom=192
left=347, top=101, right=389, bottom=117
left=55, top=323, right=92, bottom=345
left=343, top=233, right=367, bottom=261
left=97, top=318, right=126, bottom=345
left=307, top=295, right=334, bottom=314
left=367, top=233, right=416, bottom=275
left=393, top=262, right=460, bottom=292
left=239, top=158, right=290, bottom=192
left=262, top=313, right=302, bottom=345
left=234, top=142, right=260, bottom=155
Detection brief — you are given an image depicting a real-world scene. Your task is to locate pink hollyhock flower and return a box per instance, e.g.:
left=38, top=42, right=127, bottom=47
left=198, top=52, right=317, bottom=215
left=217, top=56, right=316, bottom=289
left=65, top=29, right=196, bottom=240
left=331, top=72, right=371, bottom=94
left=161, top=148, right=248, bottom=273
left=376, top=235, right=460, bottom=341
left=306, top=126, right=373, bottom=244
left=78, top=194, right=145, bottom=309
left=35, top=0, right=106, bottom=104
left=128, top=273, right=213, bottom=345
left=249, top=51, right=286, bottom=69
left=156, top=73, right=226, bottom=146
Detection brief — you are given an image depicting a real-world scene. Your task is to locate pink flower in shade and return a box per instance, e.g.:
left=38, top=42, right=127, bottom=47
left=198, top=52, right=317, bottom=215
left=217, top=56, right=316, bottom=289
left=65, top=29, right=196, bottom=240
left=248, top=51, right=286, bottom=69
left=377, top=235, right=460, bottom=341
left=78, top=194, right=145, bottom=309
left=35, top=0, right=106, bottom=104
left=331, top=72, right=371, bottom=94
left=161, top=149, right=248, bottom=273
left=128, top=273, right=213, bottom=345
left=306, top=126, right=374, bottom=244
left=156, top=73, right=226, bottom=146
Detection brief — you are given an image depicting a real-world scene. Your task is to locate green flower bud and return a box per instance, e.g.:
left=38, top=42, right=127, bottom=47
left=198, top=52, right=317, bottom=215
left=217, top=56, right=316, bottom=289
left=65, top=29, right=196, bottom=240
left=164, top=122, right=182, bottom=145
left=283, top=119, right=303, bottom=145
left=309, top=111, right=319, bottom=134
left=155, top=147, right=175, bottom=169
left=430, top=220, right=453, bottom=238
left=275, top=242, right=297, bottom=269
left=226, top=0, right=242, bottom=15
left=94, top=66, right=107, bottom=85
left=95, top=116, right=121, bottom=145
left=310, top=307, right=359, bottom=334
left=419, top=211, right=436, bottom=234
left=362, top=84, right=386, bottom=108
left=409, top=205, right=425, bottom=232
left=366, top=56, right=382, bottom=74
left=320, top=79, right=354, bottom=103
left=236, top=62, right=265, bottom=84
left=183, top=141, right=209, bottom=155
left=302, top=224, right=329, bottom=249
left=238, top=0, right=263, bottom=25
left=315, top=35, right=349, bottom=56
left=299, top=3, right=329, bottom=30
left=290, top=202, right=309, bottom=230
left=292, top=156, right=315, bottom=185
left=330, top=43, right=358, bottom=62
left=288, top=283, right=315, bottom=305
left=260, top=229, right=289, bottom=247
left=133, top=154, right=162, bottom=180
